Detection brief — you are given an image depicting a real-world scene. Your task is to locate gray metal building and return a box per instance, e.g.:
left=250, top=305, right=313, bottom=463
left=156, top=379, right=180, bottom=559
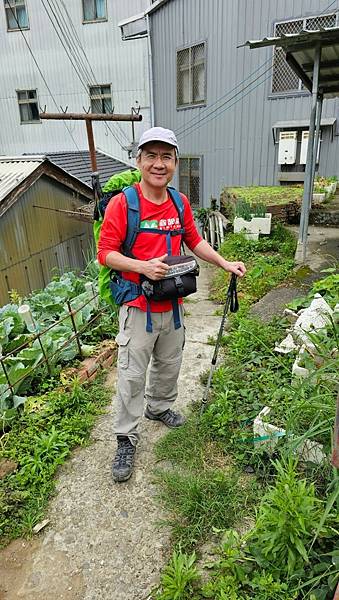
left=0, top=0, right=150, bottom=162
left=146, top=0, right=339, bottom=207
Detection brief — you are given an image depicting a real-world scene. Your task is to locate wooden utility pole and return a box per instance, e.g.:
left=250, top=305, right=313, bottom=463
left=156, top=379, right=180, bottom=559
left=39, top=111, right=142, bottom=171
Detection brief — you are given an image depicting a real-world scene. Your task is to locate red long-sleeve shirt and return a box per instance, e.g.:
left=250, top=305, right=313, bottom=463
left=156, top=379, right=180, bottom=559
left=97, top=183, right=202, bottom=312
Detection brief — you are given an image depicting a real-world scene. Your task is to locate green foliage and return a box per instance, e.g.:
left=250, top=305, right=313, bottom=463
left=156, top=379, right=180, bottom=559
left=155, top=468, right=245, bottom=550
left=0, top=378, right=110, bottom=544
left=210, top=226, right=296, bottom=306
left=235, top=200, right=266, bottom=220
left=249, top=457, right=321, bottom=576
left=227, top=186, right=303, bottom=206
left=155, top=549, right=200, bottom=600
left=194, top=207, right=212, bottom=231
left=287, top=270, right=339, bottom=311
left=0, top=268, right=118, bottom=426
left=235, top=200, right=252, bottom=221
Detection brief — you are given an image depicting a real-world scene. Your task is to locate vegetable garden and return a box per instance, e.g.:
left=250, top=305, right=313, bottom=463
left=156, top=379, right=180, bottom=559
left=0, top=261, right=118, bottom=544
left=0, top=264, right=118, bottom=429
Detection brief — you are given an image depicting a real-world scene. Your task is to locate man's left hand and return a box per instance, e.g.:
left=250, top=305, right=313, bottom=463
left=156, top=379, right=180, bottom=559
left=224, top=261, right=246, bottom=277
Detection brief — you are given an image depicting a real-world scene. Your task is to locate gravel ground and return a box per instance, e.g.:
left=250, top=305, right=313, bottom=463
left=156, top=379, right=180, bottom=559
left=0, top=262, right=222, bottom=600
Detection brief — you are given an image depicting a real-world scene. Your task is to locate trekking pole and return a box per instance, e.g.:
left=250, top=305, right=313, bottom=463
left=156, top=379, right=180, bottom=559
left=200, top=273, right=239, bottom=416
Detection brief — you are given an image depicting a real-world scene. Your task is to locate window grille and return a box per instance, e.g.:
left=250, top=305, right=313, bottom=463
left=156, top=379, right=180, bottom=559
left=89, top=85, right=112, bottom=114
left=17, top=90, right=40, bottom=123
left=177, top=43, right=206, bottom=107
left=4, top=0, right=29, bottom=30
left=83, top=0, right=106, bottom=22
left=179, top=157, right=201, bottom=208
left=272, top=13, right=337, bottom=94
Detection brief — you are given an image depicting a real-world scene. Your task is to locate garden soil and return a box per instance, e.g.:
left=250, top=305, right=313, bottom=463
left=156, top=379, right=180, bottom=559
left=0, top=262, right=223, bottom=600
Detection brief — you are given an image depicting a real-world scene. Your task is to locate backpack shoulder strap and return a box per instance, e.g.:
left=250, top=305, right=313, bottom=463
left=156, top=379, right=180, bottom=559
left=167, top=186, right=185, bottom=227
left=122, top=185, right=140, bottom=257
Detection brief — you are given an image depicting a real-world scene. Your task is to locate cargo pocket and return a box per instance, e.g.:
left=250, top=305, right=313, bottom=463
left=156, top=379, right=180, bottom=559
left=116, top=306, right=131, bottom=369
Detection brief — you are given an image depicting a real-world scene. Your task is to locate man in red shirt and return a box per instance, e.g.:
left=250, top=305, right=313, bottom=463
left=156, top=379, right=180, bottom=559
left=98, top=127, right=246, bottom=482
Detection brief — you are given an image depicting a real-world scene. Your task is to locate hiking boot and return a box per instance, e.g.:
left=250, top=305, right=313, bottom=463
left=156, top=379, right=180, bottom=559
left=112, top=436, right=136, bottom=482
left=144, top=406, right=186, bottom=428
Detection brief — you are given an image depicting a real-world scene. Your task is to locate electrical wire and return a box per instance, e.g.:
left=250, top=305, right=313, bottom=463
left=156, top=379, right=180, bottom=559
left=178, top=71, right=273, bottom=141
left=177, top=3, right=339, bottom=140
left=320, top=0, right=338, bottom=15
left=42, top=0, right=128, bottom=148
left=6, top=2, right=88, bottom=165
left=56, top=0, right=130, bottom=146
left=177, top=65, right=272, bottom=139
left=175, top=56, right=272, bottom=136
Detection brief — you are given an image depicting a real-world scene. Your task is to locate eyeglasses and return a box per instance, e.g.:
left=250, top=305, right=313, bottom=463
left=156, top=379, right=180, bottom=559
left=142, top=151, right=176, bottom=164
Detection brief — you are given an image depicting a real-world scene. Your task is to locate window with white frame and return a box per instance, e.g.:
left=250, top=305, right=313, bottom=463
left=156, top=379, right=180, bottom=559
left=177, top=43, right=206, bottom=107
left=82, top=0, right=106, bottom=23
left=179, top=157, right=201, bottom=208
left=89, top=85, right=112, bottom=113
left=17, top=90, right=40, bottom=123
left=4, top=0, right=29, bottom=30
left=272, top=13, right=337, bottom=94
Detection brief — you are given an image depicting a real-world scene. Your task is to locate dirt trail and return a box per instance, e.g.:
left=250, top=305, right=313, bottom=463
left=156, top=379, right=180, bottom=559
left=0, top=262, right=222, bottom=600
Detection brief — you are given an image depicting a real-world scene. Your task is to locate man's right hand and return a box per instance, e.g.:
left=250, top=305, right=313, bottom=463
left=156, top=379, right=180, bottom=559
left=141, top=254, right=170, bottom=280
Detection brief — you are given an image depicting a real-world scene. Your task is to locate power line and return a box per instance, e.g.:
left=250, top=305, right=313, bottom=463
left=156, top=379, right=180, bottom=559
left=178, top=71, right=273, bottom=141
left=177, top=65, right=272, bottom=139
left=175, top=56, right=272, bottom=136
left=177, top=4, right=339, bottom=140
left=320, top=0, right=338, bottom=14
left=56, top=0, right=130, bottom=146
left=41, top=0, right=127, bottom=149
left=47, top=0, right=129, bottom=147
left=6, top=3, right=88, bottom=165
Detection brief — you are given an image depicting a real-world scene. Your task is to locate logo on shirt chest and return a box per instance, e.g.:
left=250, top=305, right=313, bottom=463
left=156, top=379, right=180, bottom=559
left=140, top=217, right=181, bottom=230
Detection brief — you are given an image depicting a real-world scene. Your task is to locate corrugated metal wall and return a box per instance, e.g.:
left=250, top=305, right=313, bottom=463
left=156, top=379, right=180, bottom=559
left=0, top=177, right=93, bottom=305
left=0, top=0, right=150, bottom=162
left=150, top=0, right=339, bottom=205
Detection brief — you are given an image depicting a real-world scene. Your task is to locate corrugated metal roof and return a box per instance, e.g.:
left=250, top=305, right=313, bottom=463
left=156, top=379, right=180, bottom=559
left=0, top=157, right=44, bottom=202
left=243, top=26, right=339, bottom=98
left=46, top=150, right=131, bottom=188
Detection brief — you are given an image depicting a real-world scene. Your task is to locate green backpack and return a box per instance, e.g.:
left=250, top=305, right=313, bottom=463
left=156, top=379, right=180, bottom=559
left=93, top=169, right=141, bottom=306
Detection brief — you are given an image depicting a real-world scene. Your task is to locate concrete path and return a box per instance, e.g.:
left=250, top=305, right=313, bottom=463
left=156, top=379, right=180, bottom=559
left=0, top=262, right=221, bottom=600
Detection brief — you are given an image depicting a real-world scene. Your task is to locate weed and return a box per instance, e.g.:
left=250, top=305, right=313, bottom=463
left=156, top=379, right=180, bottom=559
left=155, top=549, right=200, bottom=599
left=248, top=457, right=321, bottom=577
left=0, top=377, right=110, bottom=544
left=155, top=468, right=249, bottom=550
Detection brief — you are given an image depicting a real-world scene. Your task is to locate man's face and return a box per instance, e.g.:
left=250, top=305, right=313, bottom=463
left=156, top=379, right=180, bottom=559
left=137, top=141, right=177, bottom=189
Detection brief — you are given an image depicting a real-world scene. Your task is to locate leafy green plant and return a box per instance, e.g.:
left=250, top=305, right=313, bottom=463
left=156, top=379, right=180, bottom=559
left=251, top=203, right=266, bottom=218
left=155, top=549, right=200, bottom=600
left=0, top=377, right=110, bottom=544
left=249, top=457, right=321, bottom=576
left=235, top=199, right=252, bottom=221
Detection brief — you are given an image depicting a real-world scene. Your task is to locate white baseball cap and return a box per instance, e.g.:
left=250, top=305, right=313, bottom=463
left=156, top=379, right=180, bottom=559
left=138, top=127, right=179, bottom=153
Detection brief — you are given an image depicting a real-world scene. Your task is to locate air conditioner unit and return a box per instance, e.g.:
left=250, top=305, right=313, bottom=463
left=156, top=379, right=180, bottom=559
left=300, top=130, right=321, bottom=164
left=278, top=131, right=297, bottom=164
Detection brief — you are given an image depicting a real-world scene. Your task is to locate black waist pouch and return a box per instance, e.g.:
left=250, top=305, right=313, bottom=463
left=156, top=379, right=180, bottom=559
left=141, top=255, right=199, bottom=301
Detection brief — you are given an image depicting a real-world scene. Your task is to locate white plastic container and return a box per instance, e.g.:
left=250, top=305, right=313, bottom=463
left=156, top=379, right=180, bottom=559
left=234, top=213, right=272, bottom=236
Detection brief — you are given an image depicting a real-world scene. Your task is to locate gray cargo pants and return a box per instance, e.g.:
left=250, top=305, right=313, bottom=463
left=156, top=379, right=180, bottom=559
left=114, top=304, right=185, bottom=445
